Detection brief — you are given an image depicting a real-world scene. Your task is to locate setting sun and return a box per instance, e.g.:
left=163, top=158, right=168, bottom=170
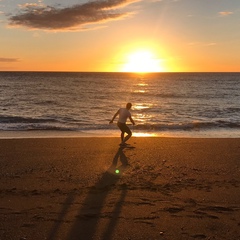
left=121, top=50, right=164, bottom=73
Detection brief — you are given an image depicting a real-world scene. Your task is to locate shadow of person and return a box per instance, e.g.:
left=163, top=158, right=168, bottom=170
left=64, top=147, right=129, bottom=240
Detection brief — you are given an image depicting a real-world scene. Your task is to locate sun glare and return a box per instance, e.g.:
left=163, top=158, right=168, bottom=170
left=122, top=50, right=163, bottom=73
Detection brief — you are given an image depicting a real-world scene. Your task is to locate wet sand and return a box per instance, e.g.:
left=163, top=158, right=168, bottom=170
left=0, top=137, right=240, bottom=240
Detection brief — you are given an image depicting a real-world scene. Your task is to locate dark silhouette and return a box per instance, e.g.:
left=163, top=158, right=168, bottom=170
left=110, top=103, right=135, bottom=146
left=47, top=147, right=130, bottom=240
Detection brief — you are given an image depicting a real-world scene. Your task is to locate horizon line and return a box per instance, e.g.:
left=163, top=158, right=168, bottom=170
left=0, top=71, right=240, bottom=74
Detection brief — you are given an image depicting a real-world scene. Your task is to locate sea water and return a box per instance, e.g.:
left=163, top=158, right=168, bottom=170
left=0, top=72, right=239, bottom=138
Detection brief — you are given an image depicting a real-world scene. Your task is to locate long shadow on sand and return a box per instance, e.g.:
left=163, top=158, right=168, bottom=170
left=48, top=146, right=131, bottom=240
left=67, top=146, right=129, bottom=240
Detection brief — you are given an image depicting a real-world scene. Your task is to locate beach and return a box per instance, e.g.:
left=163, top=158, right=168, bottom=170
left=0, top=137, right=239, bottom=240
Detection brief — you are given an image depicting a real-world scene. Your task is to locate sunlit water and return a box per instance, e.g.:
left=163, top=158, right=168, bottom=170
left=0, top=72, right=239, bottom=138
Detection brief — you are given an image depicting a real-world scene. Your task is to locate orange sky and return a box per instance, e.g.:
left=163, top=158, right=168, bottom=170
left=0, top=0, right=239, bottom=72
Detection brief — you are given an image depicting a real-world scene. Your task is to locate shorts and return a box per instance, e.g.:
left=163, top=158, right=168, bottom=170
left=117, top=122, right=132, bottom=135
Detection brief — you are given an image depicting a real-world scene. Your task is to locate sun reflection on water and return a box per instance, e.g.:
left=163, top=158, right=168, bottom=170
left=134, top=90, right=146, bottom=93
left=133, top=103, right=154, bottom=132
left=137, top=83, right=148, bottom=87
left=133, top=132, right=157, bottom=137
left=134, top=104, right=151, bottom=110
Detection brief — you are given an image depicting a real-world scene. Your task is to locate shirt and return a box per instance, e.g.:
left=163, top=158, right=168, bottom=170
left=118, top=108, right=131, bottom=123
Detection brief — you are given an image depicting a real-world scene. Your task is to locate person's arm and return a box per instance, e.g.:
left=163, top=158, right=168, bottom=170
left=109, top=109, right=119, bottom=124
left=129, top=116, right=135, bottom=125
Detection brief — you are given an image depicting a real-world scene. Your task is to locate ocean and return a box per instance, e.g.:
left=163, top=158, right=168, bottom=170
left=0, top=72, right=239, bottom=138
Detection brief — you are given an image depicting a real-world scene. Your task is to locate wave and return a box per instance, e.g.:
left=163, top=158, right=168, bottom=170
left=1, top=113, right=240, bottom=132
left=0, top=116, right=74, bottom=131
left=132, top=121, right=240, bottom=131
left=0, top=116, right=59, bottom=124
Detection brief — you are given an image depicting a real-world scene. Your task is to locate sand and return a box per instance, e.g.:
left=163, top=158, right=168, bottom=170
left=0, top=137, right=239, bottom=240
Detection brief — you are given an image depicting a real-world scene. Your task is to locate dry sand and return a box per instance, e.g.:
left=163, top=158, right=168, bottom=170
left=0, top=137, right=239, bottom=240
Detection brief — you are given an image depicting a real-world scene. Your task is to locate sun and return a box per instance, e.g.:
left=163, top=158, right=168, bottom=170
left=121, top=50, right=163, bottom=73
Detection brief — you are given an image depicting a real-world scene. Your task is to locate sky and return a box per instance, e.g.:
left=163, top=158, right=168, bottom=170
left=0, top=0, right=239, bottom=72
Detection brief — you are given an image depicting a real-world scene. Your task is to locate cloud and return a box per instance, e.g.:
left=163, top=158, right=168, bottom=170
left=204, top=42, right=217, bottom=46
left=8, top=0, right=139, bottom=31
left=0, top=57, right=20, bottom=62
left=188, top=42, right=217, bottom=47
left=18, top=3, right=43, bottom=9
left=219, top=11, right=233, bottom=16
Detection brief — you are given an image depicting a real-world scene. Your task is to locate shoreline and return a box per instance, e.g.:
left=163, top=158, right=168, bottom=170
left=0, top=129, right=239, bottom=139
left=0, top=137, right=240, bottom=239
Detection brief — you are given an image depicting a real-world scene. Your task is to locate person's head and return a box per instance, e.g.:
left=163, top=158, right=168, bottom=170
left=126, top=102, right=132, bottom=110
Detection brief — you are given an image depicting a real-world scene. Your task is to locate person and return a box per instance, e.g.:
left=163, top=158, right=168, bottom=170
left=109, top=103, right=135, bottom=146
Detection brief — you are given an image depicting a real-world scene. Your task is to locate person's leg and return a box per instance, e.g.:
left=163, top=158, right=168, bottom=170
left=117, top=122, right=125, bottom=144
left=122, top=131, right=132, bottom=144
left=121, top=126, right=132, bottom=144
left=121, top=132, right=124, bottom=142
